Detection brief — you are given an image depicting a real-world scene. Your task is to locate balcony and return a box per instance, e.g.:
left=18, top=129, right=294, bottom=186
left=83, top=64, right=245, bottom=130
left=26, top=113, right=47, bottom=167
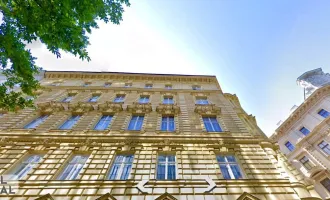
left=156, top=103, right=180, bottom=115
left=194, top=104, right=221, bottom=115
left=127, top=102, right=152, bottom=113
left=98, top=101, right=123, bottom=114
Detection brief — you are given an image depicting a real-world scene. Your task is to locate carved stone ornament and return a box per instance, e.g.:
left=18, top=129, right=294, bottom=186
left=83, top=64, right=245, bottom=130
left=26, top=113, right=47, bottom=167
left=67, top=90, right=79, bottom=95
left=35, top=193, right=55, bottom=200
left=98, top=101, right=123, bottom=113
left=69, top=102, right=94, bottom=114
left=37, top=101, right=65, bottom=114
left=194, top=104, right=221, bottom=115
left=155, top=193, right=178, bottom=200
left=95, top=193, right=117, bottom=200
left=92, top=90, right=102, bottom=96
left=127, top=102, right=152, bottom=113
left=33, top=89, right=44, bottom=95
left=156, top=104, right=180, bottom=115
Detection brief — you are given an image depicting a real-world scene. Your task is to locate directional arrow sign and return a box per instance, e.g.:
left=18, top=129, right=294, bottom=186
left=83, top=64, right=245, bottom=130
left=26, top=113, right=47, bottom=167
left=203, top=177, right=216, bottom=193
left=135, top=179, right=151, bottom=194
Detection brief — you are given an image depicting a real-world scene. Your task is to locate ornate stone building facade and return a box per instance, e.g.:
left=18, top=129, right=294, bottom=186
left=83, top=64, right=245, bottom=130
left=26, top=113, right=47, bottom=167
left=271, top=85, right=330, bottom=199
left=0, top=71, right=322, bottom=200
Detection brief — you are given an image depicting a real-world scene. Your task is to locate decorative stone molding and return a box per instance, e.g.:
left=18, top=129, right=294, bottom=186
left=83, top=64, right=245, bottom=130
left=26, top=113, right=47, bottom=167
left=92, top=90, right=102, bottom=96
left=98, top=101, right=123, bottom=114
left=35, top=194, right=54, bottom=200
left=191, top=92, right=210, bottom=97
left=37, top=101, right=65, bottom=114
left=96, top=193, right=117, bottom=200
left=138, top=91, right=154, bottom=95
left=67, top=89, right=79, bottom=95
left=155, top=193, right=178, bottom=200
left=194, top=104, right=221, bottom=115
left=237, top=192, right=261, bottom=200
left=160, top=91, right=177, bottom=96
left=68, top=102, right=94, bottom=114
left=156, top=104, right=180, bottom=115
left=127, top=102, right=152, bottom=113
left=152, top=139, right=183, bottom=151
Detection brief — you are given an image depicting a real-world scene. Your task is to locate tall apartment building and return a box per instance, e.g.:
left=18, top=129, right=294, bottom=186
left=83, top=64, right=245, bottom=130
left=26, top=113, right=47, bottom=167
left=271, top=84, right=330, bottom=199
left=0, top=71, right=322, bottom=200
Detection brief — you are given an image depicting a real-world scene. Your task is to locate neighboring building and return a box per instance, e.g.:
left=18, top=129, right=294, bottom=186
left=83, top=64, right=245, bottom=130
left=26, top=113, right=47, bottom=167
left=297, top=68, right=330, bottom=99
left=0, top=71, right=321, bottom=200
left=271, top=85, right=330, bottom=199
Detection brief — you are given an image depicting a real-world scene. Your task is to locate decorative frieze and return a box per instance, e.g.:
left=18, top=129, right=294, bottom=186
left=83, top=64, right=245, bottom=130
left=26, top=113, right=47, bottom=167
left=37, top=101, right=65, bottom=114
left=156, top=104, right=180, bottom=115
left=98, top=101, right=123, bottom=114
left=194, top=104, right=221, bottom=115
left=68, top=102, right=95, bottom=114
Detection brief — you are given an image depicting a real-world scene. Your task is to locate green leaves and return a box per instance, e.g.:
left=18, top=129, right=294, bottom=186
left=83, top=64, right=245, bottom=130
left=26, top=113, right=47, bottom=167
left=0, top=0, right=130, bottom=111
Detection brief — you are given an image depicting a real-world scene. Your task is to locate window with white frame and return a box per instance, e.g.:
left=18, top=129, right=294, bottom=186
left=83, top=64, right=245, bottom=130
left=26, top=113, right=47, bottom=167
left=321, top=178, right=330, bottom=192
left=108, top=155, right=134, bottom=180
left=113, top=95, right=125, bottom=103
left=163, top=96, right=174, bottom=104
left=318, top=109, right=330, bottom=118
left=10, top=154, right=43, bottom=180
left=94, top=115, right=113, bottom=130
left=202, top=116, right=222, bottom=132
left=196, top=97, right=209, bottom=105
left=285, top=141, right=295, bottom=151
left=24, top=115, right=48, bottom=129
left=57, top=155, right=89, bottom=180
left=299, top=156, right=314, bottom=170
left=216, top=155, right=243, bottom=179
left=161, top=116, right=175, bottom=131
left=62, top=94, right=75, bottom=103
left=88, top=95, right=100, bottom=102
left=318, top=141, right=330, bottom=155
left=59, top=116, right=81, bottom=130
left=157, top=155, right=176, bottom=180
left=139, top=96, right=150, bottom=104
left=128, top=115, right=144, bottom=131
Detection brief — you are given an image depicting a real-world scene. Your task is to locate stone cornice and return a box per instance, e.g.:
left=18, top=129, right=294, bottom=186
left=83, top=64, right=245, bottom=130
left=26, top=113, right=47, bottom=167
left=271, top=85, right=330, bottom=140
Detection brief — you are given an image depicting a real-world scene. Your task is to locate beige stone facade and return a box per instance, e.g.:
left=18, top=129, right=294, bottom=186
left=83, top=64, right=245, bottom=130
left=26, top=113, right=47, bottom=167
left=271, top=85, right=330, bottom=200
left=0, top=71, right=322, bottom=200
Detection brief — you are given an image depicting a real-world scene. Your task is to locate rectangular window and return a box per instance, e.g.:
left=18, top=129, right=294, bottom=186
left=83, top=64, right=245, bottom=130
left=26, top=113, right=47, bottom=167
left=57, top=155, right=88, bottom=180
left=108, top=155, right=134, bottom=180
left=163, top=97, right=174, bottom=104
left=165, top=85, right=172, bottom=89
left=145, top=84, right=153, bottom=89
left=203, top=117, right=222, bottom=132
left=83, top=82, right=90, bottom=87
left=113, top=95, right=125, bottom=103
left=318, top=109, right=330, bottom=118
left=59, top=116, right=81, bottom=130
left=128, top=116, right=144, bottom=131
left=196, top=97, right=209, bottom=105
left=321, top=178, right=330, bottom=192
left=299, top=156, right=314, bottom=170
left=318, top=141, right=330, bottom=155
left=216, top=155, right=242, bottom=179
left=192, top=85, right=201, bottom=90
left=62, top=95, right=75, bottom=103
left=50, top=82, right=60, bottom=86
left=88, top=95, right=100, bottom=102
left=94, top=115, right=113, bottom=130
left=157, top=155, right=176, bottom=180
left=139, top=96, right=149, bottom=104
left=10, top=154, right=43, bottom=180
left=124, top=83, right=132, bottom=88
left=300, top=127, right=310, bottom=136
left=285, top=141, right=295, bottom=151
left=161, top=116, right=175, bottom=131
left=24, top=115, right=48, bottom=129
left=104, top=82, right=112, bottom=87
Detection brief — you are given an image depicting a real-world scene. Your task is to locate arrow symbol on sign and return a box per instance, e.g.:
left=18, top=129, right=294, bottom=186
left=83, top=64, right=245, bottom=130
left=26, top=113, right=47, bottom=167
left=203, top=177, right=216, bottom=193
left=135, top=179, right=151, bottom=194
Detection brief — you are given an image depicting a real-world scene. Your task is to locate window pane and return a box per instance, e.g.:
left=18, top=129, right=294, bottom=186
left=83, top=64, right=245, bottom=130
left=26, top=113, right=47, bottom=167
left=285, top=141, right=295, bottom=151
left=300, top=127, right=310, bottom=136
left=220, top=164, right=231, bottom=179
left=230, top=164, right=242, bottom=179
left=94, top=115, right=113, bottom=130
left=321, top=178, right=330, bottom=192
left=168, top=164, right=176, bottom=180
left=24, top=115, right=48, bottom=129
left=157, top=164, right=166, bottom=180
left=318, top=109, right=330, bottom=118
left=108, top=164, right=121, bottom=180
left=12, top=155, right=43, bottom=180
left=60, top=116, right=80, bottom=129
left=58, top=155, right=88, bottom=180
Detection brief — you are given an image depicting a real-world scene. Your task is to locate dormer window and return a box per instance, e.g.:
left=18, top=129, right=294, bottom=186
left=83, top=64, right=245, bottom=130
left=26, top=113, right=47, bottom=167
left=125, top=83, right=132, bottom=88
left=192, top=85, right=201, bottom=90
left=165, top=85, right=172, bottom=89
left=104, top=82, right=112, bottom=87
left=145, top=84, right=153, bottom=89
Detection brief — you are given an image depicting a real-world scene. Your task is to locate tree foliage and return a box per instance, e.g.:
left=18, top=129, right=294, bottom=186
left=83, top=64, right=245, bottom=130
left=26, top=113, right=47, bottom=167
left=0, top=0, right=130, bottom=111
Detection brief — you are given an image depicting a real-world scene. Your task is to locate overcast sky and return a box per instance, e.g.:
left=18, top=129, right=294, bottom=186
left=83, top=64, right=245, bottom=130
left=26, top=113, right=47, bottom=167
left=27, top=0, right=330, bottom=136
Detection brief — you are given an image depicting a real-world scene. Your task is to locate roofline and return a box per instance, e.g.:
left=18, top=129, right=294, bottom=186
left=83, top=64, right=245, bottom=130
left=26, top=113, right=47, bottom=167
left=44, top=70, right=216, bottom=78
